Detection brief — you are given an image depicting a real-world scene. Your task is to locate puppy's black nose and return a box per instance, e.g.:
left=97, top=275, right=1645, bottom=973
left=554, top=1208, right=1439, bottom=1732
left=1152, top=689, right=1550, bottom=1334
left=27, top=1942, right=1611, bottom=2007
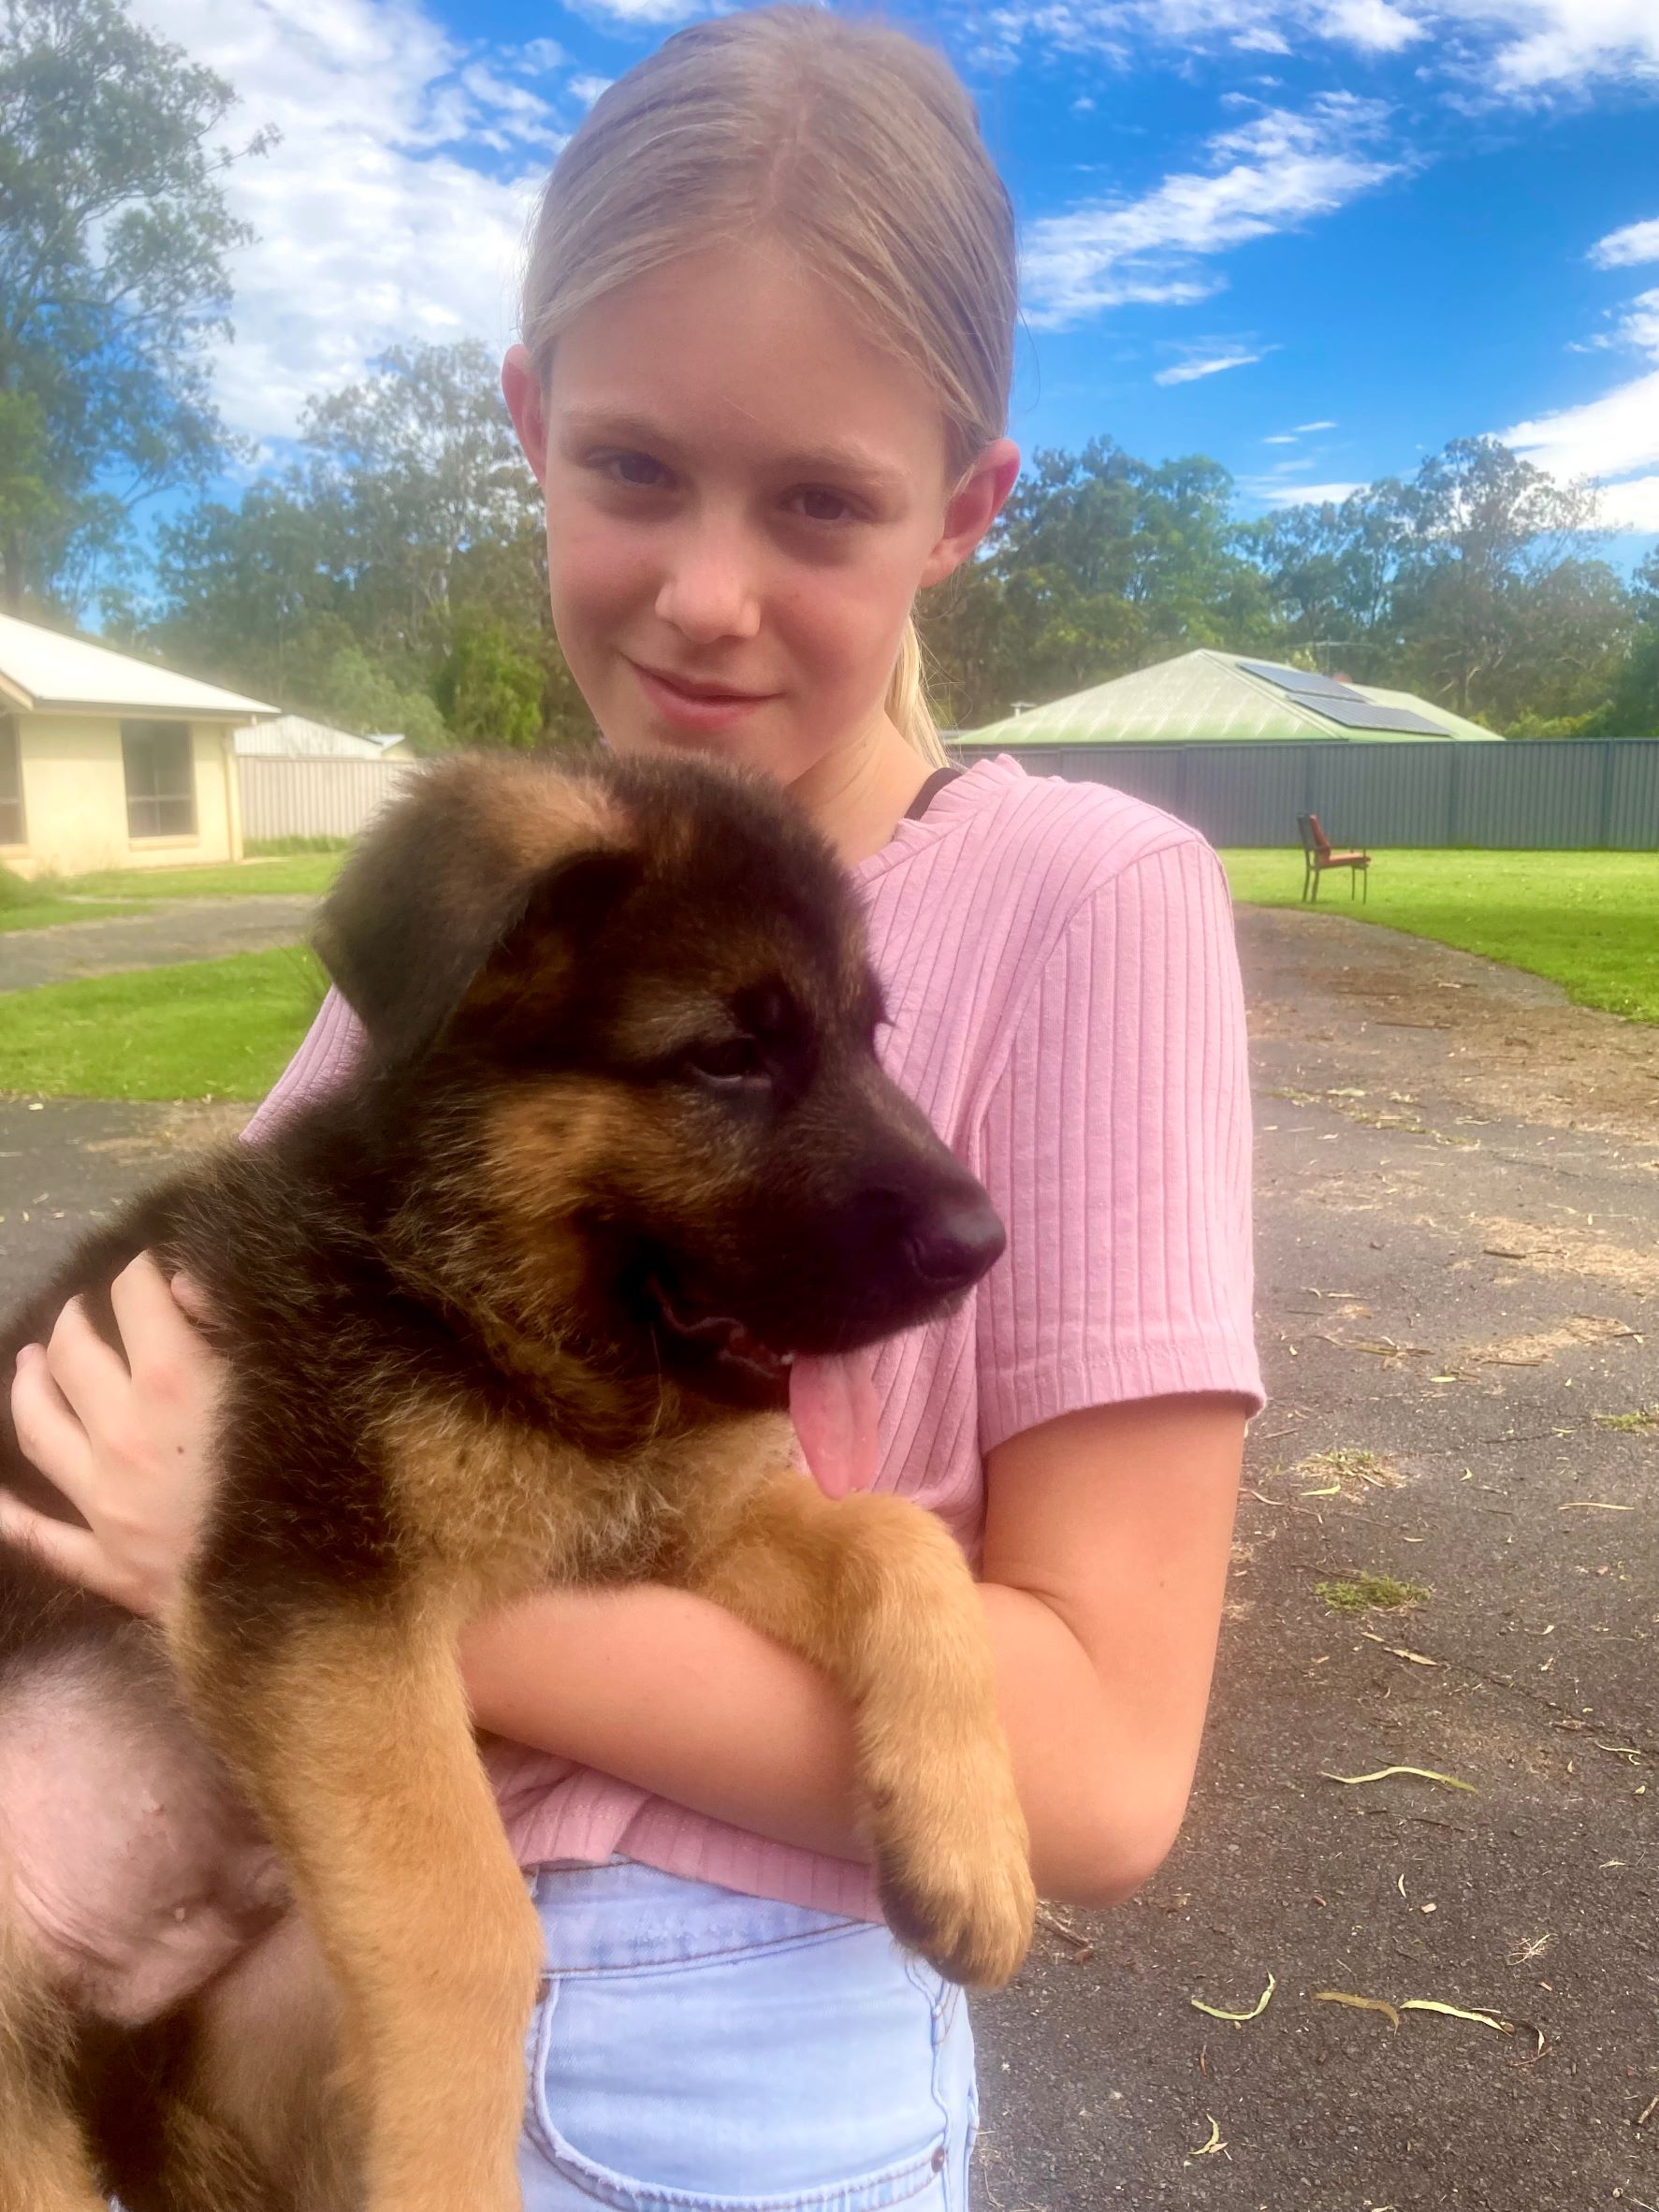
left=906, top=1192, right=1007, bottom=1292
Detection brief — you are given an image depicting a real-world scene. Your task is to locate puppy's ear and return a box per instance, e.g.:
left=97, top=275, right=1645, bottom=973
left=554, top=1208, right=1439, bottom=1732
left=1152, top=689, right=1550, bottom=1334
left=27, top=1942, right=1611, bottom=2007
left=313, top=753, right=634, bottom=1066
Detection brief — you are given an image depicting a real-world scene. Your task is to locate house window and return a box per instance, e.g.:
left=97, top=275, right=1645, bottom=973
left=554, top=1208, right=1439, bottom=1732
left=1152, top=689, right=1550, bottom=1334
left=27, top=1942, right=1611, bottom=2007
left=0, top=718, right=22, bottom=847
left=121, top=720, right=196, bottom=838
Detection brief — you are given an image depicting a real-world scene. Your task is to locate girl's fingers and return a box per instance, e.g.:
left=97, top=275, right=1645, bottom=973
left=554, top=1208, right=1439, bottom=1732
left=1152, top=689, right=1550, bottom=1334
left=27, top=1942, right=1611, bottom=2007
left=109, top=1254, right=220, bottom=1383
left=0, top=1489, right=120, bottom=1605
left=9, top=1343, right=95, bottom=1503
left=42, top=1295, right=133, bottom=1422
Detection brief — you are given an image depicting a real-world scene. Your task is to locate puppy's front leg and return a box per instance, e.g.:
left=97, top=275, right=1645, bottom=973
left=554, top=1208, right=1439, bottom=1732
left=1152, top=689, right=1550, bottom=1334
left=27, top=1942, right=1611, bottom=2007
left=686, top=1468, right=1034, bottom=1986
left=169, top=1600, right=541, bottom=2212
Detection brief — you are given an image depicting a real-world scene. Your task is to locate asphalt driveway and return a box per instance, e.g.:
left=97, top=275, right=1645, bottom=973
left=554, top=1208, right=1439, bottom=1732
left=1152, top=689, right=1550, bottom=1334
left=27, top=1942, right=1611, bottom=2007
left=0, top=895, right=314, bottom=993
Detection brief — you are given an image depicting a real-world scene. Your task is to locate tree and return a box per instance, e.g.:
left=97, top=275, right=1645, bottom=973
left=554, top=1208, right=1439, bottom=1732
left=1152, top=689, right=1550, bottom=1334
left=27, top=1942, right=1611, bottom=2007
left=1386, top=438, right=1607, bottom=720
left=923, top=438, right=1278, bottom=728
left=147, top=341, right=594, bottom=750
left=1248, top=439, right=1629, bottom=729
left=432, top=610, right=545, bottom=749
left=1597, top=547, right=1659, bottom=735
left=0, top=0, right=272, bottom=611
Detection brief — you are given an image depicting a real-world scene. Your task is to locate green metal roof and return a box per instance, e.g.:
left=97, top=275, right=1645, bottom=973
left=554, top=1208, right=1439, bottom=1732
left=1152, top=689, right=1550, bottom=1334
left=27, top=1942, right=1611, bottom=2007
left=965, top=649, right=1504, bottom=746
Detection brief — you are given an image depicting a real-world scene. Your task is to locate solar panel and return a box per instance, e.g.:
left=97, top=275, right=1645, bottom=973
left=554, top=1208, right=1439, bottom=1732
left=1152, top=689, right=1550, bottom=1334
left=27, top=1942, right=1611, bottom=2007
left=1308, top=697, right=1450, bottom=735
left=1238, top=660, right=1357, bottom=701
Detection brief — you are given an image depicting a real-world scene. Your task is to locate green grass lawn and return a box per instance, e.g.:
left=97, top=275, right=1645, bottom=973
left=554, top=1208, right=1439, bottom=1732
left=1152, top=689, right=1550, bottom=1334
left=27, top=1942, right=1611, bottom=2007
left=1220, top=849, right=1659, bottom=1024
left=0, top=948, right=328, bottom=1101
left=61, top=852, right=345, bottom=901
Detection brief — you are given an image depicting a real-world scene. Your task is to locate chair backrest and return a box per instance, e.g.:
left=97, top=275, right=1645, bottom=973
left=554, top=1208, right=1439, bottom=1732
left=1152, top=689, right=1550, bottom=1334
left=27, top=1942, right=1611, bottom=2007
left=1296, top=813, right=1321, bottom=862
left=1304, top=813, right=1335, bottom=859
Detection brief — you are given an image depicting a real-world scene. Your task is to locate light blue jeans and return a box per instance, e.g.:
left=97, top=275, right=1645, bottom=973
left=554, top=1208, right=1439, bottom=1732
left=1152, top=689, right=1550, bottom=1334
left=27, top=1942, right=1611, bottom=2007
left=517, top=1859, right=979, bottom=2211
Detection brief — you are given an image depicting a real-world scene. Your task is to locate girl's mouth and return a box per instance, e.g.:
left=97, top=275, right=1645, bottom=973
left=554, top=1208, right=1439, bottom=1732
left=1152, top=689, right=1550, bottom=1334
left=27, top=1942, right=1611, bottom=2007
left=628, top=660, right=778, bottom=734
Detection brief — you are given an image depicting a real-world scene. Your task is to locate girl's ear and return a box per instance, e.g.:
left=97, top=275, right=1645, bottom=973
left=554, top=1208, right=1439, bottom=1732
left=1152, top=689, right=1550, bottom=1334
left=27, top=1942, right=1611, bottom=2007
left=920, top=439, right=1021, bottom=589
left=502, top=344, right=550, bottom=487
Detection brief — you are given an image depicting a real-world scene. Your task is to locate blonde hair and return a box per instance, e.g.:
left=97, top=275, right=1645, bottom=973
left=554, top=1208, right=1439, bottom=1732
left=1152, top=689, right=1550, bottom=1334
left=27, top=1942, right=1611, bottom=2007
left=520, top=6, right=1016, bottom=766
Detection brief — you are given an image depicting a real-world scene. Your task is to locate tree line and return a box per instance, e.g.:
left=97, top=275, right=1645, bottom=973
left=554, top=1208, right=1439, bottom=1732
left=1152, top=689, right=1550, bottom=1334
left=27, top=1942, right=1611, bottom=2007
left=5, top=0, right=1657, bottom=748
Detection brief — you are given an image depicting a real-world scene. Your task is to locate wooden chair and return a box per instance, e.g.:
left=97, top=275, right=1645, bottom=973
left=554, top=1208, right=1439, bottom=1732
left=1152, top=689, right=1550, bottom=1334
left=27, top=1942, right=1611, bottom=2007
left=1297, top=814, right=1370, bottom=902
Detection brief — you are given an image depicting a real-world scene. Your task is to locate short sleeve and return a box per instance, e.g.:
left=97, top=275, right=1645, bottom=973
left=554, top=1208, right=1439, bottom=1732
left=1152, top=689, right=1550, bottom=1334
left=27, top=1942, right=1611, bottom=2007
left=240, top=985, right=367, bottom=1143
left=974, top=836, right=1263, bottom=1452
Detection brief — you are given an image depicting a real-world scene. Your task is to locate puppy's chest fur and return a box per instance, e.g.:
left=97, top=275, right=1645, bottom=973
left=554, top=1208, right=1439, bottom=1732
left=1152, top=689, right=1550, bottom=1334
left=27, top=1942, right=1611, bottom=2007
left=378, top=1390, right=794, bottom=1610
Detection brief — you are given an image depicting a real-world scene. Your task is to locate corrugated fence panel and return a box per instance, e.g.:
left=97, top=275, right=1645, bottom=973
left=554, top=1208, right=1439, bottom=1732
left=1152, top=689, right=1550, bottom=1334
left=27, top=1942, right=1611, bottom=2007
left=1185, top=745, right=1308, bottom=845
left=955, top=738, right=1659, bottom=848
left=238, top=755, right=422, bottom=842
left=1607, top=742, right=1659, bottom=851
left=1454, top=742, right=1602, bottom=847
left=1314, top=745, right=1454, bottom=848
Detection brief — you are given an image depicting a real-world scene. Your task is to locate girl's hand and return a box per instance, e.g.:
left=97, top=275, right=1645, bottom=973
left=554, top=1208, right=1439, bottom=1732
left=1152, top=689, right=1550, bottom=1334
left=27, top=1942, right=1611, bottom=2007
left=1, top=1254, right=226, bottom=1620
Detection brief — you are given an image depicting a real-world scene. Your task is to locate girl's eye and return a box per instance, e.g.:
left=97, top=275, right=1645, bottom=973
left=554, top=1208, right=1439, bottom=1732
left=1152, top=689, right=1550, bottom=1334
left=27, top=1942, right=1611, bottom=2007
left=600, top=450, right=670, bottom=489
left=683, top=1036, right=768, bottom=1086
left=790, top=486, right=859, bottom=525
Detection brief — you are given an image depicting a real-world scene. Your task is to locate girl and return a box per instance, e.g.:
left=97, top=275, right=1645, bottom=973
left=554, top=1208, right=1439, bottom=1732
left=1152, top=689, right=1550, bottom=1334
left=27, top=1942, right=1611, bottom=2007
left=4, top=10, right=1262, bottom=2205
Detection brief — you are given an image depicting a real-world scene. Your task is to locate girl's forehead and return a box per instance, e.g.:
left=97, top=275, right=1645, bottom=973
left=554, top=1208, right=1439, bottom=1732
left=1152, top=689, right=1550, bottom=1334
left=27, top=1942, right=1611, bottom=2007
left=543, top=243, right=950, bottom=482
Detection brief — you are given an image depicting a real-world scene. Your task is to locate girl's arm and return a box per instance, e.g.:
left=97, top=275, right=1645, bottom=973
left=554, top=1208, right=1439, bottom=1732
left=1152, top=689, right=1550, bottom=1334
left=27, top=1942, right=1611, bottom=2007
left=4, top=1282, right=1241, bottom=1912
left=461, top=1392, right=1245, bottom=1907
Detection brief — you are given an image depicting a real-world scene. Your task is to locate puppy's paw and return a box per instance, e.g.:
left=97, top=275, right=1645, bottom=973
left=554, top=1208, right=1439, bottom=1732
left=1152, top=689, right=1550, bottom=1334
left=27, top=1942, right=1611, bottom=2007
left=873, top=1779, right=1035, bottom=1988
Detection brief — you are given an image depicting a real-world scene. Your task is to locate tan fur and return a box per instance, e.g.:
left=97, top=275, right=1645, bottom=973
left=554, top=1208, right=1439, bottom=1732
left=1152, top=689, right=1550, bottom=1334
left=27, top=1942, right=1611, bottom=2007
left=167, top=1603, right=543, bottom=2212
left=0, top=1924, right=102, bottom=2212
left=679, top=1466, right=1035, bottom=1986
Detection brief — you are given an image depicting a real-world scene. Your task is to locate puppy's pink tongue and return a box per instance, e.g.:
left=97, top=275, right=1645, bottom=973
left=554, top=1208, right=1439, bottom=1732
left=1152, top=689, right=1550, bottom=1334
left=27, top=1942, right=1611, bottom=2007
left=790, top=1352, right=879, bottom=1499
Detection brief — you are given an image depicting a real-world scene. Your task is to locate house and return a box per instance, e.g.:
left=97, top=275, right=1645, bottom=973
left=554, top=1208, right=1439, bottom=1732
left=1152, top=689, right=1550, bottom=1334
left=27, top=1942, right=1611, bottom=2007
left=0, top=612, right=276, bottom=878
left=233, top=714, right=410, bottom=761
left=963, top=649, right=1505, bottom=747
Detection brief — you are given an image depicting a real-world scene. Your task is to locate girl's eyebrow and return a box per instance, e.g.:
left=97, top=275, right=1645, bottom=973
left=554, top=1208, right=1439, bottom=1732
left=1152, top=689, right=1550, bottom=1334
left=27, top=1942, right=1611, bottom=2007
left=557, top=408, right=908, bottom=494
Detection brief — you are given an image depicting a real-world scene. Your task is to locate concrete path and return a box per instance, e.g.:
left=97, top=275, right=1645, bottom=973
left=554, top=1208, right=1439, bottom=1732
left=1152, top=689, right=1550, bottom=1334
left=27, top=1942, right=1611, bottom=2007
left=0, top=907, right=1653, bottom=2210
left=0, top=895, right=315, bottom=993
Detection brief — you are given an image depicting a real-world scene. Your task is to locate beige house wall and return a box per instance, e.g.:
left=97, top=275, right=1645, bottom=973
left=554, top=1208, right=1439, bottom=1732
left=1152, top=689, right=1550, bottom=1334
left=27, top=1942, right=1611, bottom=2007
left=2, top=716, right=242, bottom=878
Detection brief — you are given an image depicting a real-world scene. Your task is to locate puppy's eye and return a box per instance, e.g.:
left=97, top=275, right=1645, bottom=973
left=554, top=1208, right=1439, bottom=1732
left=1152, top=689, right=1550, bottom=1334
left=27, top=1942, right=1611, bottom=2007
left=683, top=1036, right=767, bottom=1086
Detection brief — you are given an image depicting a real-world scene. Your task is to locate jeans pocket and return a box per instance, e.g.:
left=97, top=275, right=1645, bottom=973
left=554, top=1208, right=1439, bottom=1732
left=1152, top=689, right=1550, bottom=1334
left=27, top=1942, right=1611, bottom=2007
left=522, top=1925, right=953, bottom=2211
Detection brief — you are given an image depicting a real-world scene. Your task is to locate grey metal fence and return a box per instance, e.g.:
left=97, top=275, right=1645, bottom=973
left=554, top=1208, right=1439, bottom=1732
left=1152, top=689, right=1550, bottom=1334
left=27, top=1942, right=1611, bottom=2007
left=953, top=738, right=1659, bottom=850
left=237, top=754, right=421, bottom=843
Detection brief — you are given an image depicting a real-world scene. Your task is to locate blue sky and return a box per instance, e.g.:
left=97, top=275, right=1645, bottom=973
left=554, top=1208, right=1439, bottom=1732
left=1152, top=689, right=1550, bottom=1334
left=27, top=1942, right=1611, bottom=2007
left=137, top=0, right=1659, bottom=549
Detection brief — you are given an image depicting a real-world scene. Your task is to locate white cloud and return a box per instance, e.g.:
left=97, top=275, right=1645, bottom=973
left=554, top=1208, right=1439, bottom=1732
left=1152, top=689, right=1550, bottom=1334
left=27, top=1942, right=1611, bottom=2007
left=1499, top=284, right=1659, bottom=502
left=1596, top=476, right=1659, bottom=531
left=1259, top=479, right=1365, bottom=504
left=1154, top=348, right=1264, bottom=383
left=1475, top=0, right=1659, bottom=95
left=1021, top=95, right=1399, bottom=329
left=1295, top=418, right=1338, bottom=431
left=128, top=0, right=577, bottom=444
left=1502, top=368, right=1659, bottom=484
left=564, top=0, right=708, bottom=22
left=1317, top=0, right=1424, bottom=53
left=978, top=0, right=1659, bottom=98
left=570, top=74, right=616, bottom=108
left=1591, top=215, right=1659, bottom=269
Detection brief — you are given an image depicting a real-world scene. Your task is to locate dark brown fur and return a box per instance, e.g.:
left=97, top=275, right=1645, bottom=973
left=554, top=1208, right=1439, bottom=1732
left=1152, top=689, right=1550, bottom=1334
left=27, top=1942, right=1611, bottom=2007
left=0, top=751, right=1033, bottom=2211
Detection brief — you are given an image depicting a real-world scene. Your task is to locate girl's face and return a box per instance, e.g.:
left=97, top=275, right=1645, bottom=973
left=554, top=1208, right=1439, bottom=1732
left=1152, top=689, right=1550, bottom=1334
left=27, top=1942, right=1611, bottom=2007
left=503, top=242, right=1016, bottom=785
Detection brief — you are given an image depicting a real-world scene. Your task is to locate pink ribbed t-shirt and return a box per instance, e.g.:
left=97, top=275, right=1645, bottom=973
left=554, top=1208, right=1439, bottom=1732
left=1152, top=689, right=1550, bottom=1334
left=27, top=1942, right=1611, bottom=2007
left=244, top=754, right=1262, bottom=1920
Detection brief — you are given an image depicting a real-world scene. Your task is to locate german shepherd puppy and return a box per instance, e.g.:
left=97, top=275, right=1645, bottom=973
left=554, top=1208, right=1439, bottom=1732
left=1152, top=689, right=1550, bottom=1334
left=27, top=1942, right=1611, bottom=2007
left=0, top=752, right=1035, bottom=2212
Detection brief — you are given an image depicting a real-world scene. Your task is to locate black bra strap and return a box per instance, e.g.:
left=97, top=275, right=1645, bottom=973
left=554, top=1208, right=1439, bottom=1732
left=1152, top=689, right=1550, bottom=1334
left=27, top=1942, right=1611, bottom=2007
left=904, top=764, right=964, bottom=822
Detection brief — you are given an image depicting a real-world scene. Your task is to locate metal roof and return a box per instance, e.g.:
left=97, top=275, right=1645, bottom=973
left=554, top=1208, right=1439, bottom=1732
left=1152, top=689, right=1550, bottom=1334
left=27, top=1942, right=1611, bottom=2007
left=0, top=611, right=276, bottom=721
left=966, top=649, right=1503, bottom=746
left=233, top=714, right=405, bottom=758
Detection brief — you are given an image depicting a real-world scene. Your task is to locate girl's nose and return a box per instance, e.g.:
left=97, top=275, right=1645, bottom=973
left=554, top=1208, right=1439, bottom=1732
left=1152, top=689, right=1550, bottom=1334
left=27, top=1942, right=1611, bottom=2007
left=653, top=526, right=763, bottom=645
